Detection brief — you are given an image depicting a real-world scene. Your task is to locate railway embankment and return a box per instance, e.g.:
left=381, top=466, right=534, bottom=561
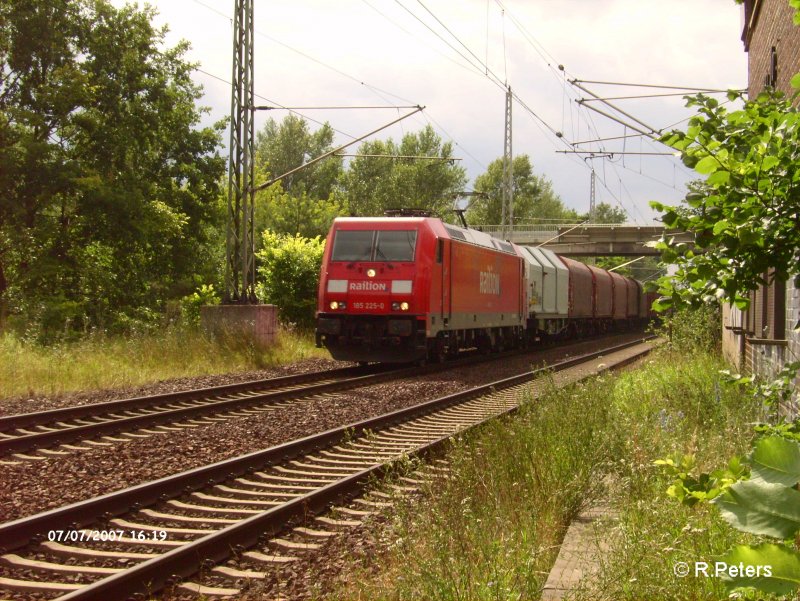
left=322, top=341, right=765, bottom=600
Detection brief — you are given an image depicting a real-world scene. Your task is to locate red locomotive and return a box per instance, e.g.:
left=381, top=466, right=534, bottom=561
left=316, top=215, right=655, bottom=363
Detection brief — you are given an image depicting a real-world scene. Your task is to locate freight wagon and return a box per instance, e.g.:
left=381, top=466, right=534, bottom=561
left=316, top=216, right=654, bottom=363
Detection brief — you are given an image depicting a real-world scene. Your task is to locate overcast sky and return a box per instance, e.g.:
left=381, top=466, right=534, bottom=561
left=113, top=0, right=748, bottom=224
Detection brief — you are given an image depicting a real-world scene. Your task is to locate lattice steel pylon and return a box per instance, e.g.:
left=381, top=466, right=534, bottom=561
left=225, top=0, right=256, bottom=303
left=501, top=85, right=513, bottom=238
left=589, top=168, right=596, bottom=222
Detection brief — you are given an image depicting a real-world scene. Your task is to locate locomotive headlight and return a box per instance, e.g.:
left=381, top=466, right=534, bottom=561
left=330, top=301, right=339, bottom=310
left=400, top=302, right=409, bottom=311
left=391, top=302, right=400, bottom=311
left=367, top=268, right=376, bottom=278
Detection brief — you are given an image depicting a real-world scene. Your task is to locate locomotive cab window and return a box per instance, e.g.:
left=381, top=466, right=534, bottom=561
left=375, top=230, right=416, bottom=261
left=331, top=229, right=417, bottom=262
left=331, top=230, right=374, bottom=261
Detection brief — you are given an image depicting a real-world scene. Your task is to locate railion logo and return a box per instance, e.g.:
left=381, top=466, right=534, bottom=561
left=479, top=269, right=500, bottom=295
left=349, top=281, right=387, bottom=292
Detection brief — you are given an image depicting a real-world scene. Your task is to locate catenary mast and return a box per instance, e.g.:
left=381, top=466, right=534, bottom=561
left=225, top=0, right=256, bottom=303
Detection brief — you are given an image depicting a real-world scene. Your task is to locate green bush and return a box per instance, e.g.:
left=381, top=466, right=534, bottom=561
left=179, top=284, right=221, bottom=327
left=652, top=303, right=721, bottom=354
left=256, top=230, right=325, bottom=329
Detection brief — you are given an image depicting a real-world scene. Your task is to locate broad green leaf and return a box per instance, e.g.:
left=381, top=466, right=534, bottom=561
left=761, top=155, right=780, bottom=171
left=712, top=220, right=730, bottom=235
left=712, top=480, right=800, bottom=538
left=651, top=298, right=672, bottom=313
left=750, top=436, right=800, bottom=486
left=695, top=155, right=720, bottom=174
left=719, top=543, right=800, bottom=595
left=706, top=170, right=730, bottom=186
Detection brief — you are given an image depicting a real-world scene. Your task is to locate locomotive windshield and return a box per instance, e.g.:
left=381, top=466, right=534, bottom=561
left=331, top=230, right=417, bottom=262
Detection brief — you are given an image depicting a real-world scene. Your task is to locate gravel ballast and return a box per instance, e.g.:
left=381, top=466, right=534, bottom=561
left=0, top=333, right=648, bottom=523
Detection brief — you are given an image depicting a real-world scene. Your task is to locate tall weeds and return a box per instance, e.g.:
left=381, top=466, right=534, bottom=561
left=332, top=348, right=762, bottom=600
left=0, top=326, right=326, bottom=399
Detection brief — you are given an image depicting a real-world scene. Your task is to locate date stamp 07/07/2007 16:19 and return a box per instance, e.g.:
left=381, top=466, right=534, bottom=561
left=46, top=529, right=169, bottom=543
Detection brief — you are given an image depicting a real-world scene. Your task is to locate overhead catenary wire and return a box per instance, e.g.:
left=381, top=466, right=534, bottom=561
left=576, top=101, right=658, bottom=140
left=254, top=106, right=425, bottom=192
left=205, top=0, right=722, bottom=227
left=189, top=0, right=489, bottom=184
left=360, top=0, right=483, bottom=77
left=580, top=90, right=738, bottom=101
left=251, top=105, right=421, bottom=111
left=485, top=1, right=655, bottom=224
left=195, top=67, right=360, bottom=140
left=607, top=256, right=648, bottom=272
left=396, top=0, right=574, bottom=151
left=572, top=132, right=646, bottom=146
left=482, top=2, right=724, bottom=204
left=334, top=153, right=462, bottom=161
left=190, top=0, right=417, bottom=107
left=570, top=79, right=742, bottom=92
left=557, top=151, right=676, bottom=156
left=571, top=80, right=662, bottom=137
left=393, top=0, right=488, bottom=77
left=480, top=2, right=726, bottom=224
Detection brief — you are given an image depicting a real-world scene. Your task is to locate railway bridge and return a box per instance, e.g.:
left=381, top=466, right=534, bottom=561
left=473, top=223, right=693, bottom=256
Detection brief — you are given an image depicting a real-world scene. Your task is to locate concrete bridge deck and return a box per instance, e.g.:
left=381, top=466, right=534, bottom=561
left=473, top=223, right=691, bottom=256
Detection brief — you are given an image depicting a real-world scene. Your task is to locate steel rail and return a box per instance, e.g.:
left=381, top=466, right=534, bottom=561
left=54, top=336, right=655, bottom=600
left=0, top=336, right=613, bottom=457
left=0, top=336, right=654, bottom=562
left=1, top=366, right=412, bottom=457
left=0, top=364, right=378, bottom=432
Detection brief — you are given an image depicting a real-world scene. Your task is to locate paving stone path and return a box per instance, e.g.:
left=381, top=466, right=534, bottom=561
left=540, top=503, right=618, bottom=600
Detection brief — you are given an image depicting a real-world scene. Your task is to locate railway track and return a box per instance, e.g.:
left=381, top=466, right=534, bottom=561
left=0, top=362, right=438, bottom=461
left=0, top=334, right=636, bottom=462
left=0, top=336, right=654, bottom=600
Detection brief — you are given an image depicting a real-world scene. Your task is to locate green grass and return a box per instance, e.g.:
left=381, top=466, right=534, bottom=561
left=329, top=349, right=767, bottom=601
left=0, top=326, right=328, bottom=399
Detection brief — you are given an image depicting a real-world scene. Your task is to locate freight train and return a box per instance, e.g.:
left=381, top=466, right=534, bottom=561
left=315, top=215, right=657, bottom=363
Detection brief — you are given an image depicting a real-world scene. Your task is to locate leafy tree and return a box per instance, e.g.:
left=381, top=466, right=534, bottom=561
left=341, top=125, right=467, bottom=218
left=255, top=231, right=325, bottom=329
left=0, top=0, right=225, bottom=338
left=579, top=203, right=652, bottom=276
left=253, top=167, right=346, bottom=241
left=465, top=155, right=575, bottom=225
left=649, top=4, right=800, bottom=593
left=651, top=89, right=800, bottom=312
left=252, top=116, right=347, bottom=238
left=578, top=202, right=627, bottom=224
left=254, top=115, right=342, bottom=199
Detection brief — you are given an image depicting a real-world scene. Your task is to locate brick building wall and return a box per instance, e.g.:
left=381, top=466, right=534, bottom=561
left=727, top=0, right=800, bottom=415
left=743, top=0, right=800, bottom=95
left=787, top=280, right=800, bottom=415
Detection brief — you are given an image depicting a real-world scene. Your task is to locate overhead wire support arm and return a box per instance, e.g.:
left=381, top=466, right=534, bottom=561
left=253, top=106, right=425, bottom=192
left=607, top=256, right=647, bottom=272
left=557, top=150, right=676, bottom=156
left=574, top=101, right=657, bottom=140
left=569, top=79, right=742, bottom=93
left=571, top=80, right=661, bottom=137
left=578, top=91, right=735, bottom=101
left=250, top=105, right=422, bottom=110
left=333, top=153, right=462, bottom=161
left=572, top=132, right=645, bottom=146
left=536, top=221, right=590, bottom=247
